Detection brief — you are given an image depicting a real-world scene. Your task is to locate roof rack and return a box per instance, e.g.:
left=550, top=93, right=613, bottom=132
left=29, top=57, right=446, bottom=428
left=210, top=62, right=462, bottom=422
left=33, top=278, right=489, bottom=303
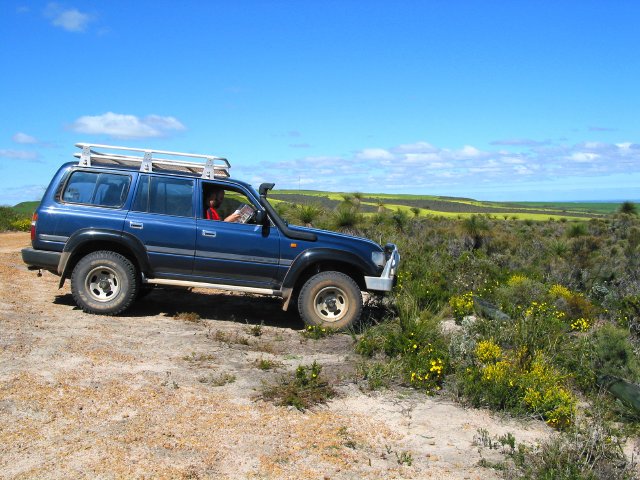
left=73, top=143, right=231, bottom=179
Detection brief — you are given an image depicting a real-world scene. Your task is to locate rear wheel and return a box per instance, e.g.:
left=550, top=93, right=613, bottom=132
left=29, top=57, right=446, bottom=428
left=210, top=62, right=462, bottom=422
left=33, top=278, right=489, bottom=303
left=298, top=271, right=362, bottom=330
left=71, top=251, right=138, bottom=315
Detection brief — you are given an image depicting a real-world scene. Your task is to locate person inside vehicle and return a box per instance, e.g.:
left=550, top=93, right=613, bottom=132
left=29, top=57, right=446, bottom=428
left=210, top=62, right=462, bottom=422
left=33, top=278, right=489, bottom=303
left=205, top=188, right=241, bottom=222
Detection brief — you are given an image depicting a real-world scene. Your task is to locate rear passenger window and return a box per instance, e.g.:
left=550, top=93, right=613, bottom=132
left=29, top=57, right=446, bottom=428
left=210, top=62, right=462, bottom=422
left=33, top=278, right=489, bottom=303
left=62, top=171, right=130, bottom=207
left=132, top=175, right=194, bottom=217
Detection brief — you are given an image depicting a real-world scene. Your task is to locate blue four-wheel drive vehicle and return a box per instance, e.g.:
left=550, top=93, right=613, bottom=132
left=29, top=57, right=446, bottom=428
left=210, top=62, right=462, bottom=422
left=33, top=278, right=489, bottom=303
left=22, top=143, right=400, bottom=329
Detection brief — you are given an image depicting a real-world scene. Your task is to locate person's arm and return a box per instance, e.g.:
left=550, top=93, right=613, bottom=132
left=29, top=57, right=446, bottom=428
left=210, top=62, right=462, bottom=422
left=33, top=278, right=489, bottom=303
left=224, top=212, right=241, bottom=222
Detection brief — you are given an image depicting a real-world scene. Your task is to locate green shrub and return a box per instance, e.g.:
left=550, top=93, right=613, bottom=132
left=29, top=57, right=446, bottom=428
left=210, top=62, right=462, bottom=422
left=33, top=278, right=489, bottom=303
left=356, top=358, right=402, bottom=390
left=549, top=284, right=598, bottom=322
left=9, top=218, right=31, bottom=231
left=0, top=206, right=21, bottom=231
left=356, top=295, right=449, bottom=393
left=460, top=342, right=576, bottom=428
left=515, top=301, right=568, bottom=358
left=494, top=274, right=547, bottom=315
left=449, top=292, right=474, bottom=323
left=508, top=417, right=634, bottom=480
left=592, top=324, right=640, bottom=382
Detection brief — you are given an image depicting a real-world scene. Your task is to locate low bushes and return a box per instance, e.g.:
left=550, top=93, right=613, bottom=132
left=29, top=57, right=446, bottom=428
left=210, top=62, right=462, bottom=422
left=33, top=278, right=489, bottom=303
left=356, top=298, right=449, bottom=393
left=0, top=206, right=30, bottom=231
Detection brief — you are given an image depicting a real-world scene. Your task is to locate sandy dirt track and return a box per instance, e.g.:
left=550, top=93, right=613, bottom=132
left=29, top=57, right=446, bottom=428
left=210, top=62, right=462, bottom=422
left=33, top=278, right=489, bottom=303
left=0, top=232, right=550, bottom=479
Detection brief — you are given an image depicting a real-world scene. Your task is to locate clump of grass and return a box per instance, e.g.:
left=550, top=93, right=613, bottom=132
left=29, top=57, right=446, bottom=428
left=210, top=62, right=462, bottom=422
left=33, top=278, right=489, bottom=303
left=174, top=311, right=201, bottom=323
left=198, top=372, right=236, bottom=387
left=260, top=361, right=335, bottom=411
left=337, top=426, right=357, bottom=449
left=355, top=358, right=403, bottom=391
left=382, top=444, right=414, bottom=466
left=182, top=352, right=216, bottom=363
left=246, top=321, right=264, bottom=337
left=212, top=329, right=250, bottom=345
left=301, top=324, right=337, bottom=339
left=254, top=357, right=281, bottom=370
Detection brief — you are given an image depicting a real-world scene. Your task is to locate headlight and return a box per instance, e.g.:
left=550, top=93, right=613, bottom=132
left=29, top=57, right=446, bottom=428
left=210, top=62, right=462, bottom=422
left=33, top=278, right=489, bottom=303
left=371, top=251, right=385, bottom=267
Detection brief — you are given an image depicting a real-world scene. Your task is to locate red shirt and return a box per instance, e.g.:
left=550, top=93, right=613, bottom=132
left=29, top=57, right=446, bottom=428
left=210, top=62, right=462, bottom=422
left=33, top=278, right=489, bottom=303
left=206, top=207, right=220, bottom=220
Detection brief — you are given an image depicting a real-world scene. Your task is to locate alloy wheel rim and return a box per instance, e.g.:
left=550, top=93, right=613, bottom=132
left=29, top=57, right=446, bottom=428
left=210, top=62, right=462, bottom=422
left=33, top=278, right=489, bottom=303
left=86, top=266, right=120, bottom=302
left=313, top=286, right=349, bottom=322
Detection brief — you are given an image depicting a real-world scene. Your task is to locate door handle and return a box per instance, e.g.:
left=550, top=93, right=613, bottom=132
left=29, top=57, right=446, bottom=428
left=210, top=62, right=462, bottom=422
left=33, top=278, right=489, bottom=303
left=202, top=230, right=217, bottom=238
left=129, top=221, right=144, bottom=229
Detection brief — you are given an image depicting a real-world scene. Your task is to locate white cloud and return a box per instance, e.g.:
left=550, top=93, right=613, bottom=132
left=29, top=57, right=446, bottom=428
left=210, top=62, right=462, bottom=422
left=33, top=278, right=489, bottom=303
left=69, top=112, right=186, bottom=139
left=491, top=138, right=550, bottom=147
left=570, top=152, right=600, bottom=163
left=45, top=3, right=92, bottom=32
left=12, top=132, right=38, bottom=144
left=501, top=156, right=526, bottom=165
left=392, top=141, right=437, bottom=153
left=355, top=148, right=394, bottom=161
left=514, top=165, right=535, bottom=175
left=252, top=139, right=640, bottom=195
left=459, top=145, right=482, bottom=157
left=0, top=149, right=38, bottom=160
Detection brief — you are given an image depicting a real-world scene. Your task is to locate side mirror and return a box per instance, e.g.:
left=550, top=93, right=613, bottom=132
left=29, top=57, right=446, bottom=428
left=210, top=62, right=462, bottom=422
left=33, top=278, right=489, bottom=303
left=254, top=210, right=266, bottom=224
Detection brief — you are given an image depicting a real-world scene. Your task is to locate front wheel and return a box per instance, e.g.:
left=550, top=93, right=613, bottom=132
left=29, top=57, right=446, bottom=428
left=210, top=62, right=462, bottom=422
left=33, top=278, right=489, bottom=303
left=298, top=271, right=362, bottom=330
left=70, top=251, right=138, bottom=315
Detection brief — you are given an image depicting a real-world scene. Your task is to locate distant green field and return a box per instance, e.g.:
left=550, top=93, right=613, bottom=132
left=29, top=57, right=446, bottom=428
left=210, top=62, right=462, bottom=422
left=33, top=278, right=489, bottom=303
left=272, top=190, right=620, bottom=220
left=506, top=201, right=621, bottom=214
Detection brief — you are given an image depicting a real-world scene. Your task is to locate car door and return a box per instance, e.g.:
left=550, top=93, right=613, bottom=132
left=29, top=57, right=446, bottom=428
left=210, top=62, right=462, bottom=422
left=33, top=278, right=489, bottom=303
left=193, top=182, right=281, bottom=288
left=124, top=174, right=196, bottom=278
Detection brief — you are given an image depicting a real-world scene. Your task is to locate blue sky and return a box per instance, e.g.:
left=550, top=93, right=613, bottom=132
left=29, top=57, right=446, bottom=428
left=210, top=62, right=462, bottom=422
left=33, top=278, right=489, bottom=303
left=2, top=1, right=639, bottom=205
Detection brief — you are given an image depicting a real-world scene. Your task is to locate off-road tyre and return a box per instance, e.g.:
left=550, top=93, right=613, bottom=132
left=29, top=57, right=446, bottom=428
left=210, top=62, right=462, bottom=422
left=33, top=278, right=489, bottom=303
left=70, top=250, right=138, bottom=315
left=298, top=271, right=362, bottom=330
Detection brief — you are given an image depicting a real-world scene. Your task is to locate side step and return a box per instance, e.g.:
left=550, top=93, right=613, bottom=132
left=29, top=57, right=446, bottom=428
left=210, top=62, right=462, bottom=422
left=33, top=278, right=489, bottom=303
left=143, top=277, right=281, bottom=297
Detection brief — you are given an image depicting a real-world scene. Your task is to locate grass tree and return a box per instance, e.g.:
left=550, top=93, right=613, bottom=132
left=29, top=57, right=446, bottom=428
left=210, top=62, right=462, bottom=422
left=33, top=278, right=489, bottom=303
left=340, top=194, right=353, bottom=206
left=392, top=208, right=410, bottom=232
left=619, top=201, right=638, bottom=216
left=461, top=214, right=490, bottom=249
left=352, top=192, right=363, bottom=209
left=333, top=204, right=362, bottom=233
left=296, top=204, right=324, bottom=227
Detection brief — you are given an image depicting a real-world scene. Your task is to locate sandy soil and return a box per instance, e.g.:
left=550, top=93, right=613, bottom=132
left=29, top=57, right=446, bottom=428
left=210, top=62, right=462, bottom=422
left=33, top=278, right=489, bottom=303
left=0, top=231, right=551, bottom=479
